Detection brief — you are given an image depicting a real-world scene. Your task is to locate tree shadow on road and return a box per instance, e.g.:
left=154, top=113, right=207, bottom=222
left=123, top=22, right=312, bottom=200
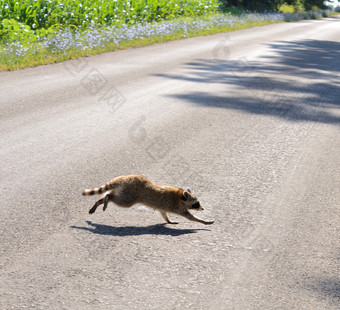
left=70, top=221, right=209, bottom=237
left=155, top=39, right=340, bottom=124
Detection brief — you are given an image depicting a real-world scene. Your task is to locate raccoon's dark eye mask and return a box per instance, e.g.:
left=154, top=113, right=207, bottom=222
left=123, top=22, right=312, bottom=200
left=191, top=202, right=200, bottom=209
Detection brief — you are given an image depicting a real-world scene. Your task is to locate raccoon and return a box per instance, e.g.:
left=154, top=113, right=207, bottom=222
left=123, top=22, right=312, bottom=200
left=82, top=174, right=214, bottom=225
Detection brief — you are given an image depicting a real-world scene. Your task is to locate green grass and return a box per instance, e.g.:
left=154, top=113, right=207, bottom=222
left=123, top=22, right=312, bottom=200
left=0, top=12, right=286, bottom=71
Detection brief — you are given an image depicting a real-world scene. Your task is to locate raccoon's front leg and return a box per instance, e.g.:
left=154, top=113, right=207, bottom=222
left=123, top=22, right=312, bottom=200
left=181, top=211, right=214, bottom=225
left=89, top=197, right=105, bottom=214
left=160, top=211, right=179, bottom=224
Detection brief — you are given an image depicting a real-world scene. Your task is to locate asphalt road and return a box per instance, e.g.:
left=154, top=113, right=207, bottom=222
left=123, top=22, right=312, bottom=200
left=1, top=16, right=339, bottom=310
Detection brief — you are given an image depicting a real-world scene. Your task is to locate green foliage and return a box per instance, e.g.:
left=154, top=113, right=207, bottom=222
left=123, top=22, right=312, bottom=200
left=0, top=18, right=37, bottom=43
left=278, top=3, right=295, bottom=13
left=222, top=0, right=327, bottom=11
left=294, top=0, right=305, bottom=12
left=278, top=1, right=305, bottom=13
left=222, top=5, right=246, bottom=15
left=0, top=0, right=220, bottom=31
left=304, top=0, right=327, bottom=10
left=224, top=0, right=282, bottom=11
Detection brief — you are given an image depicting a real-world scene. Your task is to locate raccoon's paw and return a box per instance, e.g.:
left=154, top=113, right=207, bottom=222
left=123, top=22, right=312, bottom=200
left=167, top=221, right=179, bottom=225
left=204, top=220, right=214, bottom=225
left=89, top=207, right=96, bottom=214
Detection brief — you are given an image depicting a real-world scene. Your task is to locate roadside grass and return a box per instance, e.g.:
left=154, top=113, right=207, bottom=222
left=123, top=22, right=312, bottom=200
left=0, top=9, right=337, bottom=71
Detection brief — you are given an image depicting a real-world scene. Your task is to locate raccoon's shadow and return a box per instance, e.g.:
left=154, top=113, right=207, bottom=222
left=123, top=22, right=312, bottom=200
left=71, top=221, right=209, bottom=237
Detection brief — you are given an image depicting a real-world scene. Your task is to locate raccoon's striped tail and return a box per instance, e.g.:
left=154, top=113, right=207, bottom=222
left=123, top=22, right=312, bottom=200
left=82, top=183, right=112, bottom=196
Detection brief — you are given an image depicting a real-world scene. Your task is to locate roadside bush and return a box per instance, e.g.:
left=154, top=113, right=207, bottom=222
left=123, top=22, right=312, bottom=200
left=278, top=1, right=305, bottom=14
left=222, top=5, right=245, bottom=16
left=0, top=18, right=37, bottom=43
left=278, top=4, right=295, bottom=14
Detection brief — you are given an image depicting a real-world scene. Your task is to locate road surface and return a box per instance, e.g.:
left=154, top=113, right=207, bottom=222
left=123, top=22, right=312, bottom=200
left=1, top=15, right=339, bottom=309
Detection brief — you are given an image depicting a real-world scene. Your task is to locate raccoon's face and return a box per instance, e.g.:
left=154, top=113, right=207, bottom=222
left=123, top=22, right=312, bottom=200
left=182, top=189, right=204, bottom=211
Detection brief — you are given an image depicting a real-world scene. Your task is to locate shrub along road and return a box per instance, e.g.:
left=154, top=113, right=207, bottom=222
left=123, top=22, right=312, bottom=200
left=0, top=15, right=339, bottom=309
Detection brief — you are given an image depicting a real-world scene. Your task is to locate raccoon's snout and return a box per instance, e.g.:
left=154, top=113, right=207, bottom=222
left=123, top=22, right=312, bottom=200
left=191, top=202, right=203, bottom=210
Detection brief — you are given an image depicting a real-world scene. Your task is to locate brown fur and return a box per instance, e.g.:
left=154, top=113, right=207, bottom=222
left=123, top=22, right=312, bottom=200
left=82, top=175, right=214, bottom=225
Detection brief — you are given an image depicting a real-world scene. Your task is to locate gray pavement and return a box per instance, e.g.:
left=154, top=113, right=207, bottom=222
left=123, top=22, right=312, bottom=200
left=0, top=16, right=339, bottom=309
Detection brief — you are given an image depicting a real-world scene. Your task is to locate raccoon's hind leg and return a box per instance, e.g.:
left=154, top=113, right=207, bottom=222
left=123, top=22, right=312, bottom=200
left=160, top=210, right=178, bottom=224
left=103, top=193, right=113, bottom=212
left=89, top=197, right=105, bottom=214
left=89, top=193, right=114, bottom=214
left=181, top=211, right=214, bottom=225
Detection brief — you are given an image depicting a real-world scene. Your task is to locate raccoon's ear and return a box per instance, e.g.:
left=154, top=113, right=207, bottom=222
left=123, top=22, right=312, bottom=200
left=186, top=188, right=191, bottom=193
left=182, top=190, right=190, bottom=201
